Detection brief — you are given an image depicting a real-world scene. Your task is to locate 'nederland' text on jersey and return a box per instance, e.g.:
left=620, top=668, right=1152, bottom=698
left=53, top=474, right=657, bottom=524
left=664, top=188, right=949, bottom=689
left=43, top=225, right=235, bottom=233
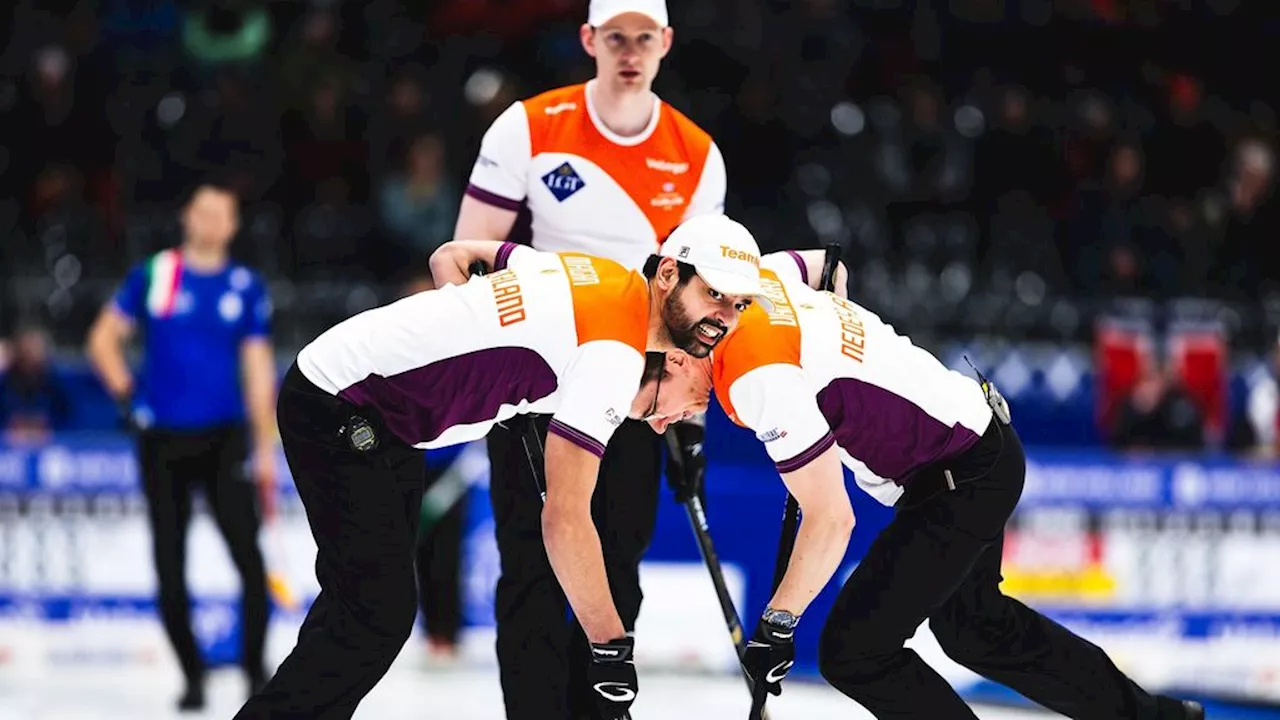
left=296, top=244, right=648, bottom=458
left=712, top=252, right=993, bottom=507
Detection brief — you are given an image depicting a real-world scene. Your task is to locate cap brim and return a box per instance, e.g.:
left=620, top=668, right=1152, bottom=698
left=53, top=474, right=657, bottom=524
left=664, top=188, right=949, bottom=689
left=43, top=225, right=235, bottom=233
left=589, top=11, right=667, bottom=27
left=697, top=268, right=760, bottom=297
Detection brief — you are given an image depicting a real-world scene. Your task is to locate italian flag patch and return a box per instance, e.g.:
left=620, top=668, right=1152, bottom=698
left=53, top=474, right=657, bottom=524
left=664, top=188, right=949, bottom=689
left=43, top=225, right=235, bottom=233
left=145, top=249, right=184, bottom=318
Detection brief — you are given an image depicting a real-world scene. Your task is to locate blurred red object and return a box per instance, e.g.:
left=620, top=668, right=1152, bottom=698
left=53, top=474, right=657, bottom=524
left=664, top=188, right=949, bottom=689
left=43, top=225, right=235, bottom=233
left=1095, top=317, right=1155, bottom=437
left=1090, top=0, right=1118, bottom=23
left=1167, top=323, right=1228, bottom=445
left=1169, top=74, right=1203, bottom=114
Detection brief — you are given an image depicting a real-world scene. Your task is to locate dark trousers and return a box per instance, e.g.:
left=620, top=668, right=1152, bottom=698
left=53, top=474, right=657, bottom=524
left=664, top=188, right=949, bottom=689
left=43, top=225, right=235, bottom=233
left=819, top=421, right=1183, bottom=719
left=138, top=424, right=269, bottom=686
left=416, top=462, right=465, bottom=644
left=489, top=416, right=661, bottom=720
left=237, top=364, right=424, bottom=720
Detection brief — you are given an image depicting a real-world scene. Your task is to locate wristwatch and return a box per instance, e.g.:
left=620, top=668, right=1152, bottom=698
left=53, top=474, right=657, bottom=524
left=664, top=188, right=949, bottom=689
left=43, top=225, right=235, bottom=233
left=762, top=607, right=800, bottom=630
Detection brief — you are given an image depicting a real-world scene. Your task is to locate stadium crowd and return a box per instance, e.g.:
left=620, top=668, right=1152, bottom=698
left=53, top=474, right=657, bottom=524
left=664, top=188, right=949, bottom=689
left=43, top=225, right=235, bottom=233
left=0, top=0, right=1278, bottom=450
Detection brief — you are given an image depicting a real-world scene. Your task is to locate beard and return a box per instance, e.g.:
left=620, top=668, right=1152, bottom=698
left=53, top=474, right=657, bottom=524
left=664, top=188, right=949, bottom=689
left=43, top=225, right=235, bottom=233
left=663, top=291, right=726, bottom=359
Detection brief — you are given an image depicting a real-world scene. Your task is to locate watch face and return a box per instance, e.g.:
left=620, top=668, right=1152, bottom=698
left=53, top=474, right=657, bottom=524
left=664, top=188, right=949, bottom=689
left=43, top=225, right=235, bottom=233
left=765, top=609, right=798, bottom=628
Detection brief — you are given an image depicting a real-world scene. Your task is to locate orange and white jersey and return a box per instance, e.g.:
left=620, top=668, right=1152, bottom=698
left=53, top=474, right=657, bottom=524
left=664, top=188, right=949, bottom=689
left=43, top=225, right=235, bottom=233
left=297, top=244, right=648, bottom=455
left=466, top=81, right=726, bottom=269
left=712, top=253, right=993, bottom=506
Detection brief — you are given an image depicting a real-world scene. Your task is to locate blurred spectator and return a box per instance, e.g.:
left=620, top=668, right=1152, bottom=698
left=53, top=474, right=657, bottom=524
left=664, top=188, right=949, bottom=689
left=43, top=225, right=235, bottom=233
left=377, top=65, right=433, bottom=166
left=27, top=162, right=113, bottom=277
left=7, top=43, right=111, bottom=197
left=275, top=6, right=359, bottom=113
left=378, top=133, right=458, bottom=274
left=2, top=0, right=1280, bottom=360
left=1209, top=138, right=1278, bottom=298
left=976, top=84, right=1064, bottom=211
left=1144, top=72, right=1225, bottom=201
left=280, top=70, right=369, bottom=209
left=771, top=0, right=863, bottom=141
left=877, top=78, right=973, bottom=207
left=1066, top=140, right=1144, bottom=293
left=985, top=189, right=1066, bottom=295
left=290, top=176, right=373, bottom=279
left=165, top=69, right=283, bottom=202
left=429, top=0, right=581, bottom=41
left=0, top=325, right=71, bottom=443
left=1111, top=359, right=1206, bottom=451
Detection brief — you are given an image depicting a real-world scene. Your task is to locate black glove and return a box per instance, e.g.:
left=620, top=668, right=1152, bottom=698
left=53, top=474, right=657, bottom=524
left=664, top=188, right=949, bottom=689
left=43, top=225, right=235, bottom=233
left=743, top=614, right=796, bottom=698
left=588, top=636, right=637, bottom=720
left=116, top=393, right=141, bottom=433
left=665, top=417, right=705, bottom=504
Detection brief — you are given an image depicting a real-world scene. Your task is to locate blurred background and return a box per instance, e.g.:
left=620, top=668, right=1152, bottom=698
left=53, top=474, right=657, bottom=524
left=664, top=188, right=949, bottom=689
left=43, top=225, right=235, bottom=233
left=2, top=0, right=1280, bottom=717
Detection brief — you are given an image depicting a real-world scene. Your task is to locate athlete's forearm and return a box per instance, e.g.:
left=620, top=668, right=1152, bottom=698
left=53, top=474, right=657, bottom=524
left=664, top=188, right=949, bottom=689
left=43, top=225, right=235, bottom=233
left=85, top=308, right=134, bottom=400
left=240, top=339, right=278, bottom=450
left=452, top=195, right=518, bottom=248
left=768, top=443, right=855, bottom=616
left=768, top=509, right=854, bottom=616
left=542, top=508, right=626, bottom=643
left=542, top=434, right=627, bottom=644
left=89, top=340, right=133, bottom=400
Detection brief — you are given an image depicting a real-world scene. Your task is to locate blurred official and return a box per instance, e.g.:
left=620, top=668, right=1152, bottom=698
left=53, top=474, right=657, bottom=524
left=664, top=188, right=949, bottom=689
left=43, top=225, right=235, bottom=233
left=453, top=1, right=727, bottom=716
left=86, top=181, right=277, bottom=712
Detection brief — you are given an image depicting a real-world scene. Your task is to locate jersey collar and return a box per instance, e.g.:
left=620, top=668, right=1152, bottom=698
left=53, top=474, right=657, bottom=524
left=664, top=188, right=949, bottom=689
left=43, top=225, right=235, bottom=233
left=584, top=79, right=661, bottom=147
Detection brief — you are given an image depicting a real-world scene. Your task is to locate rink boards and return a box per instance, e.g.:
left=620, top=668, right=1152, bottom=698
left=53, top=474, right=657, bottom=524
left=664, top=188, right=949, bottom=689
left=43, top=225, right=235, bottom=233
left=1, top=436, right=1279, bottom=707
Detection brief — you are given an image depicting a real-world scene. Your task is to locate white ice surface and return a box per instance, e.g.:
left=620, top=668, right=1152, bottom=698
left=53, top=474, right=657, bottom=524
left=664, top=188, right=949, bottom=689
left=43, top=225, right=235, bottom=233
left=0, top=648, right=1054, bottom=720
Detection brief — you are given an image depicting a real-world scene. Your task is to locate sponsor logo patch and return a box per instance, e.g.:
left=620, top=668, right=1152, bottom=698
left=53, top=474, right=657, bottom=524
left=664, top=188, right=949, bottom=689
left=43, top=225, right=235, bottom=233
left=542, top=162, right=586, bottom=202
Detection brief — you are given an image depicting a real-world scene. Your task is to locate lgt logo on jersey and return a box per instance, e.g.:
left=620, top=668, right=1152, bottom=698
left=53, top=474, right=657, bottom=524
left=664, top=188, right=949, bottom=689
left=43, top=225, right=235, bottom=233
left=542, top=162, right=586, bottom=202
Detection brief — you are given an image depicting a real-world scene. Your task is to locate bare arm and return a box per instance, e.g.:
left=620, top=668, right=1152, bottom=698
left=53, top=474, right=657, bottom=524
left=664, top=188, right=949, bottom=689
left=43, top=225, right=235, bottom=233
left=454, top=194, right=519, bottom=244
left=240, top=338, right=277, bottom=452
left=431, top=196, right=520, bottom=285
left=85, top=305, right=136, bottom=401
left=241, top=336, right=279, bottom=515
left=428, top=239, right=511, bottom=287
left=450, top=100, right=527, bottom=257
left=542, top=432, right=627, bottom=644
left=768, top=443, right=856, bottom=616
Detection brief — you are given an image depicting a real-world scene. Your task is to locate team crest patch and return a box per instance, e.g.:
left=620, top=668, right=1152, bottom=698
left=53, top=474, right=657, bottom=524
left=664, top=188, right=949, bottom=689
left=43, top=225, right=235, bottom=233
left=219, top=292, right=244, bottom=323
left=542, top=162, right=586, bottom=202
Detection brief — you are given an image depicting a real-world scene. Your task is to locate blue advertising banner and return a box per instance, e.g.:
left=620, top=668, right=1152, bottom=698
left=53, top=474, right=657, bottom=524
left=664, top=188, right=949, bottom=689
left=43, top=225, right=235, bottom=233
left=2, top=434, right=1279, bottom=705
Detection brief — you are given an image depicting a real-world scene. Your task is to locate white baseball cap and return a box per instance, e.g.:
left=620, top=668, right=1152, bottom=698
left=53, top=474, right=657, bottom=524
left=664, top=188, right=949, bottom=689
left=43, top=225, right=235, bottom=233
left=588, top=0, right=669, bottom=27
left=659, top=215, right=762, bottom=296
